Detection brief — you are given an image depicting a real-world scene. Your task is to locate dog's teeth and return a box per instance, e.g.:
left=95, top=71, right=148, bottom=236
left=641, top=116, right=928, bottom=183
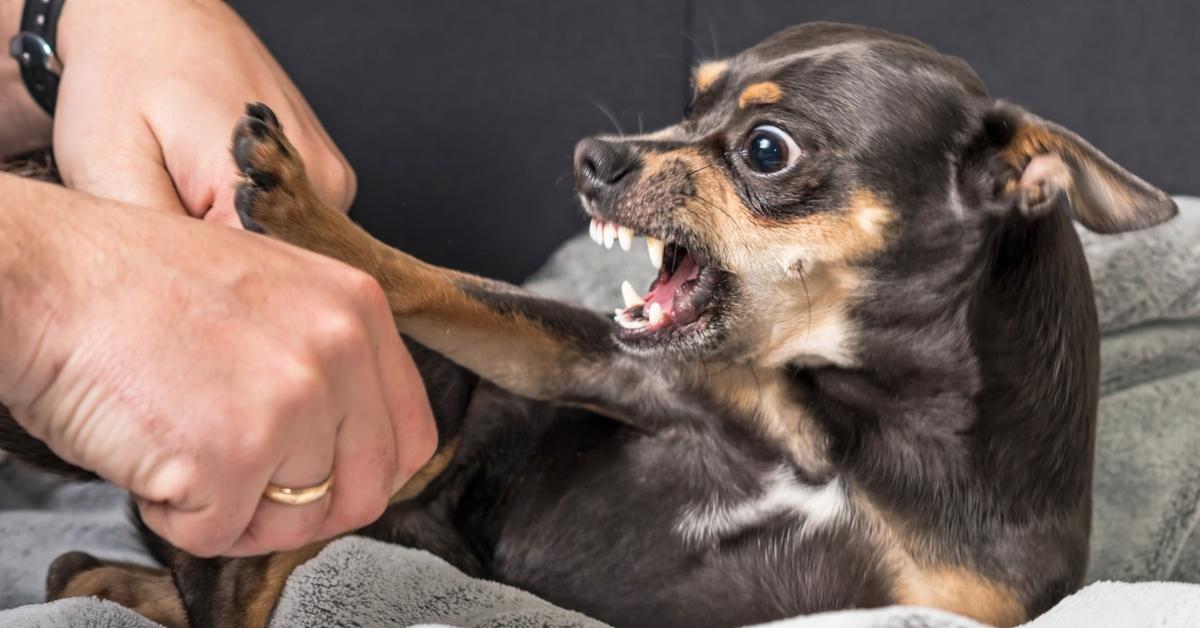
left=621, top=281, right=644, bottom=307
left=647, top=302, right=665, bottom=325
left=603, top=223, right=616, bottom=249
left=594, top=221, right=606, bottom=245
left=617, top=226, right=633, bottom=251
left=589, top=219, right=600, bottom=243
left=615, top=314, right=648, bottom=330
left=646, top=237, right=665, bottom=269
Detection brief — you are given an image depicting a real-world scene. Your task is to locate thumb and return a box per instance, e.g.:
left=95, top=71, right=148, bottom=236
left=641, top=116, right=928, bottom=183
left=135, top=475, right=263, bottom=558
left=203, top=177, right=246, bottom=229
left=52, top=105, right=188, bottom=215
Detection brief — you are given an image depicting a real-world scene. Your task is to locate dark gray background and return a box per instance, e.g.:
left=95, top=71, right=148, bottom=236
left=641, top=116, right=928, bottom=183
left=228, top=1, right=1198, bottom=283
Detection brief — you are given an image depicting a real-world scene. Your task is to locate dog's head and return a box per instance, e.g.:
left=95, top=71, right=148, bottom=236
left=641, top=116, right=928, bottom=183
left=573, top=22, right=1176, bottom=366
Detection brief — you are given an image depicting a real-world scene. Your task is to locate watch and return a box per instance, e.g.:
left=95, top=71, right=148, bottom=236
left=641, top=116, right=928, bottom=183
left=8, top=0, right=67, bottom=116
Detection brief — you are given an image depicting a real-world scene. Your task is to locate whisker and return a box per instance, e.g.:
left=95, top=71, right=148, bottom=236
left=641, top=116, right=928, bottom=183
left=798, top=265, right=813, bottom=348
left=693, top=193, right=741, bottom=225
left=681, top=30, right=703, bottom=59
left=588, top=98, right=625, bottom=136
left=708, top=21, right=721, bottom=58
left=748, top=365, right=765, bottom=420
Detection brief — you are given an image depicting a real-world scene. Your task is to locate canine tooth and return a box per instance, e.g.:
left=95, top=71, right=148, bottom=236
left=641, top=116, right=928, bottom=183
left=621, top=281, right=644, bottom=307
left=647, top=302, right=665, bottom=325
left=603, top=223, right=616, bottom=249
left=589, top=219, right=600, bottom=243
left=646, top=237, right=665, bottom=269
left=617, top=226, right=633, bottom=251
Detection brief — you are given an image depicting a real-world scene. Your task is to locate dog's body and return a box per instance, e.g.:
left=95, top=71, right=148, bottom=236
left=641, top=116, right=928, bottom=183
left=1, top=22, right=1178, bottom=628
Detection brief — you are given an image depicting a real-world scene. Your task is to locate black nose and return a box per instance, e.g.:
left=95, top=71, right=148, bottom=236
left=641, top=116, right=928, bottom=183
left=573, top=138, right=639, bottom=197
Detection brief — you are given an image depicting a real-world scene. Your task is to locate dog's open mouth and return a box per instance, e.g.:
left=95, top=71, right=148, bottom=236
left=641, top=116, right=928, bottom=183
left=588, top=219, right=725, bottom=343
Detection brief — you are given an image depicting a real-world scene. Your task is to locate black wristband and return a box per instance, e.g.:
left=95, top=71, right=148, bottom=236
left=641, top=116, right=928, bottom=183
left=8, top=0, right=67, bottom=115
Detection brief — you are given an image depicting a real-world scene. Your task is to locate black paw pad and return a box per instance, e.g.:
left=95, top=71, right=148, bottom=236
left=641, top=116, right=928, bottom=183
left=246, top=116, right=270, bottom=139
left=232, top=134, right=255, bottom=174
left=243, top=166, right=278, bottom=191
left=235, top=186, right=267, bottom=234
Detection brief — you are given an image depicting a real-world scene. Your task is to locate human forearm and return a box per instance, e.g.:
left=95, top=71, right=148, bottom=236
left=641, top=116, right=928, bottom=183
left=0, top=0, right=53, bottom=157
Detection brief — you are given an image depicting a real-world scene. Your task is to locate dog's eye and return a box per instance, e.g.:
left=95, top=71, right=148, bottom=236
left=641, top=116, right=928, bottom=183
left=742, top=125, right=801, bottom=174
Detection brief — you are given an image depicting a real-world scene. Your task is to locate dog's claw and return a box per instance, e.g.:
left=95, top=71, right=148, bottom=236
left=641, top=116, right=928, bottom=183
left=245, top=102, right=280, bottom=128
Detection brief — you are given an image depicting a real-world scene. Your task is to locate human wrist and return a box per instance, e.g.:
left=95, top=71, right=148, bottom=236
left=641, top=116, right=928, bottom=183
left=0, top=175, right=79, bottom=409
left=0, top=0, right=20, bottom=45
left=52, top=0, right=89, bottom=65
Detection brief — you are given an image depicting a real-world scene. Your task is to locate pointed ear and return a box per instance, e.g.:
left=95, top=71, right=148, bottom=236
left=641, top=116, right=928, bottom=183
left=974, top=101, right=1177, bottom=233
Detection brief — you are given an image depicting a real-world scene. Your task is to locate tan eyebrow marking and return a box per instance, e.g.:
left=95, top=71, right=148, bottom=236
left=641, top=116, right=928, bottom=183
left=737, top=81, right=783, bottom=109
left=693, top=60, right=729, bottom=92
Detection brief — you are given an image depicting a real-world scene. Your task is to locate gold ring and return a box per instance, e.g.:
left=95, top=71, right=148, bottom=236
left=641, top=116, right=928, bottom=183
left=263, top=474, right=334, bottom=506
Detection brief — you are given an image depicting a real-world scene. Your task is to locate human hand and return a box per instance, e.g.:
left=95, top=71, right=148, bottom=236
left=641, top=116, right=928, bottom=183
left=51, top=0, right=355, bottom=225
left=0, top=181, right=435, bottom=557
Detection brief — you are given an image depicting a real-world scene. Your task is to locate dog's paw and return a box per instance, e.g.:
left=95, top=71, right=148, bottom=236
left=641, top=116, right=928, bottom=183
left=46, top=550, right=187, bottom=627
left=46, top=550, right=103, bottom=600
left=232, top=102, right=310, bottom=235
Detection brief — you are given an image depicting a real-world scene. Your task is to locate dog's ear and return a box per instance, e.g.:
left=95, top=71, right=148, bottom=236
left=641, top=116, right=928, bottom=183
left=967, top=100, right=1177, bottom=233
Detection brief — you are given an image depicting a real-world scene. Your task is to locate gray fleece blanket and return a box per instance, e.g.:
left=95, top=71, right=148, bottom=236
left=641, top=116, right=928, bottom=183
left=2, top=198, right=1200, bottom=627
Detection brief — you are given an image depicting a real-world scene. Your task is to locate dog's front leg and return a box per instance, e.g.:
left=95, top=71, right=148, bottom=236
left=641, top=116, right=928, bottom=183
left=46, top=540, right=328, bottom=628
left=229, top=104, right=649, bottom=409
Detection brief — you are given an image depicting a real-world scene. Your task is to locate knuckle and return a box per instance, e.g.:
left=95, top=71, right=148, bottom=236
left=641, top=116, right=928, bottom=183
left=335, top=160, right=357, bottom=210
left=140, top=457, right=200, bottom=504
left=408, top=420, right=439, bottom=476
left=334, top=492, right=388, bottom=531
left=317, top=309, right=369, bottom=354
left=395, top=407, right=439, bottom=482
left=235, top=426, right=276, bottom=465
left=342, top=267, right=387, bottom=307
left=246, top=354, right=327, bottom=446
left=273, top=353, right=326, bottom=408
left=347, top=271, right=387, bottom=313
left=229, top=405, right=279, bottom=463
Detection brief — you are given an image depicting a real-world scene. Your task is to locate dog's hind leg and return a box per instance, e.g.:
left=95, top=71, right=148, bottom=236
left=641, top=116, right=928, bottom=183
left=230, top=103, right=664, bottom=415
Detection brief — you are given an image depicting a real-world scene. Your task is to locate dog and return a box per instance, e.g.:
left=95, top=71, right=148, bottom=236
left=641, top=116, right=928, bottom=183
left=1, top=22, right=1178, bottom=628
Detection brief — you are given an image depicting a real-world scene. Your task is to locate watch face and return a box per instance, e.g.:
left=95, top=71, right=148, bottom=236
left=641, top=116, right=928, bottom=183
left=9, top=32, right=59, bottom=74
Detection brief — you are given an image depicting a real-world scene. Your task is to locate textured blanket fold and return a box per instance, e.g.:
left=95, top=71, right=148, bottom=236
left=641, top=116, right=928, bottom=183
left=2, top=198, right=1199, bottom=627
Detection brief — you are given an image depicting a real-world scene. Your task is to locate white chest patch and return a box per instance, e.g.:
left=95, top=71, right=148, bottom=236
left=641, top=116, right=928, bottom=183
left=674, top=466, right=848, bottom=546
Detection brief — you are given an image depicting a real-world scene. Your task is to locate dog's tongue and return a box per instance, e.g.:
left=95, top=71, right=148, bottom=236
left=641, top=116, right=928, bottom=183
left=646, top=254, right=701, bottom=321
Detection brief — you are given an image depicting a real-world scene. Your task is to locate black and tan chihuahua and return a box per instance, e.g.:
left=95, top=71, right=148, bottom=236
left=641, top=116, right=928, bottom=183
left=1, top=22, right=1178, bottom=628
